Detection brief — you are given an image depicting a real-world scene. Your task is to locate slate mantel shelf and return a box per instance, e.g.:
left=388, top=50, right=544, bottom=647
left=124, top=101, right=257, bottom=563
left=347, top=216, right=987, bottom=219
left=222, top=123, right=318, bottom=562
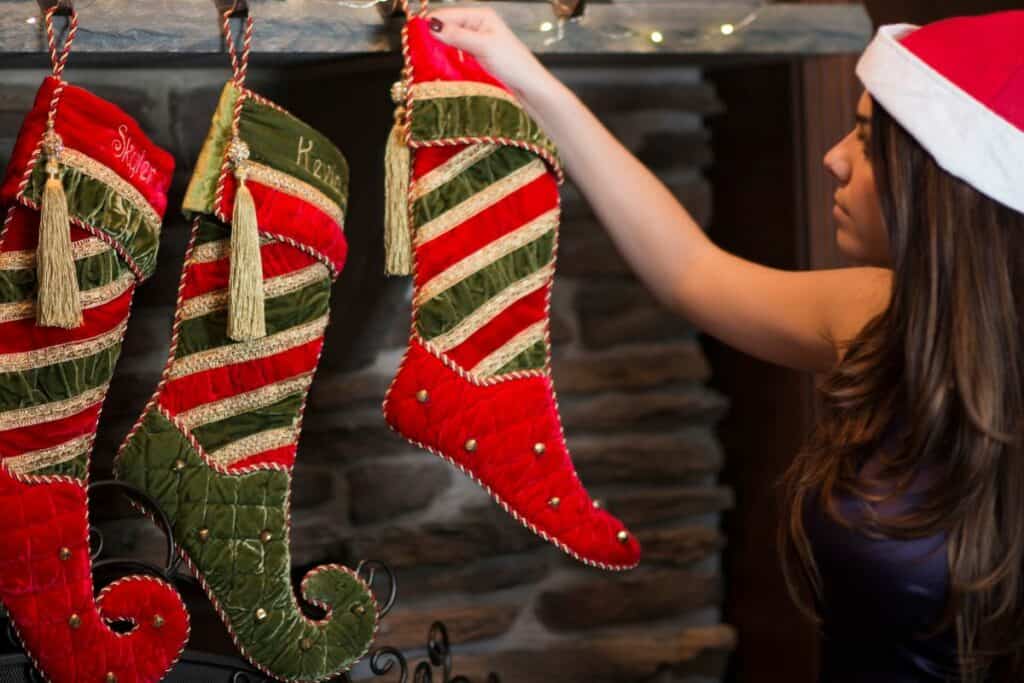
left=0, top=0, right=872, bottom=65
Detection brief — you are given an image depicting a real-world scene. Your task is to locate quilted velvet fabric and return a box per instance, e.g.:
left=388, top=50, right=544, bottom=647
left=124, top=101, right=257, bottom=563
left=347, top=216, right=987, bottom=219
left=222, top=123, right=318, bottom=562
left=115, top=83, right=377, bottom=682
left=381, top=17, right=641, bottom=570
left=0, top=77, right=190, bottom=682
left=0, top=469, right=189, bottom=683
left=118, top=409, right=375, bottom=681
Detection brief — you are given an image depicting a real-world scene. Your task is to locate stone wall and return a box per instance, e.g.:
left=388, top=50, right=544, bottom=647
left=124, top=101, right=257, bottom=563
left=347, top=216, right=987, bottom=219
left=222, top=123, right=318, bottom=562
left=0, top=59, right=735, bottom=681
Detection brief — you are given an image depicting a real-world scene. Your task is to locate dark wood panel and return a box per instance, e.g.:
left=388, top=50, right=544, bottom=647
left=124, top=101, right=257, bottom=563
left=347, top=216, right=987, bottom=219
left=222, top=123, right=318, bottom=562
left=705, top=62, right=819, bottom=683
left=864, top=0, right=1023, bottom=27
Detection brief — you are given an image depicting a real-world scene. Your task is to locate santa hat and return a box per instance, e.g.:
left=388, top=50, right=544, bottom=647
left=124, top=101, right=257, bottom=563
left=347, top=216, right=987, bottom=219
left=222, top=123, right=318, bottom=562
left=856, top=11, right=1024, bottom=215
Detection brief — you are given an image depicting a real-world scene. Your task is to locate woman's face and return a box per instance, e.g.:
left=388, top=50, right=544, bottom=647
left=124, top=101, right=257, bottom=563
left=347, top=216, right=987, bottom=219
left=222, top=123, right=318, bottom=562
left=824, top=92, right=889, bottom=267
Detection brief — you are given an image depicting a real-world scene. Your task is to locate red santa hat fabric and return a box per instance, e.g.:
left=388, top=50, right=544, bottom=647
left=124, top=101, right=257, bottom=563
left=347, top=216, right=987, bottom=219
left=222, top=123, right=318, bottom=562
left=856, top=11, right=1024, bottom=215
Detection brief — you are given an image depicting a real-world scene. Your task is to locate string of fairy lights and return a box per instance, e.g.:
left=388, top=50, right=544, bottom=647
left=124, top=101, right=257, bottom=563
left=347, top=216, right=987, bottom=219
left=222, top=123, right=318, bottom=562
left=25, top=0, right=769, bottom=49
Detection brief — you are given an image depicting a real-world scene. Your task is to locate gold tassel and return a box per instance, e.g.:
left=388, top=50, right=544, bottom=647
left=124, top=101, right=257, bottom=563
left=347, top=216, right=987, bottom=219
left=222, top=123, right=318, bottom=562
left=384, top=98, right=412, bottom=276
left=36, top=132, right=82, bottom=329
left=226, top=139, right=266, bottom=341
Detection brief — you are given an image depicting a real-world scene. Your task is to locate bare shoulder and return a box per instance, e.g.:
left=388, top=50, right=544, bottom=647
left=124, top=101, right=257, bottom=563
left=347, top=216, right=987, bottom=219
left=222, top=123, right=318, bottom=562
left=824, top=266, right=892, bottom=357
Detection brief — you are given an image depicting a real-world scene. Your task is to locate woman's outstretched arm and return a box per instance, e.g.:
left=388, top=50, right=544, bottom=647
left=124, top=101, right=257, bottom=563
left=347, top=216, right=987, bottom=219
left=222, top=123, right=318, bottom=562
left=427, top=7, right=891, bottom=374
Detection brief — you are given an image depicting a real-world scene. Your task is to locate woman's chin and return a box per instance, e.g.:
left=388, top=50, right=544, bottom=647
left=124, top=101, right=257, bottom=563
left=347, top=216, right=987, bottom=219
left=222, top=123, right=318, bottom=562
left=835, top=228, right=860, bottom=260
left=835, top=226, right=867, bottom=265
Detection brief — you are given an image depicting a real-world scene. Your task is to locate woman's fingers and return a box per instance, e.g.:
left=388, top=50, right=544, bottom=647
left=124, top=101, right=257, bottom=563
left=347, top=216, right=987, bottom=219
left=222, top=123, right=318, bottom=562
left=420, top=6, right=548, bottom=98
left=427, top=15, right=491, bottom=55
left=427, top=7, right=497, bottom=33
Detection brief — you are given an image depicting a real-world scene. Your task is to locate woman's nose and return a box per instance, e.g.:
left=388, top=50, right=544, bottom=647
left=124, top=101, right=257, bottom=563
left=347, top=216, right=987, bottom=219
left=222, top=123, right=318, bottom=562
left=824, top=145, right=851, bottom=185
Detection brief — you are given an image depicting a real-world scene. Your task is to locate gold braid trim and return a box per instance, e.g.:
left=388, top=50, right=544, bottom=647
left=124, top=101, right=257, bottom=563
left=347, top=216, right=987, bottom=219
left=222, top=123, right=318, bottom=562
left=415, top=159, right=547, bottom=245
left=168, top=314, right=329, bottom=380
left=179, top=262, right=329, bottom=320
left=431, top=263, right=554, bottom=352
left=414, top=209, right=558, bottom=306
left=206, top=426, right=298, bottom=468
left=0, top=319, right=127, bottom=373
left=177, top=372, right=313, bottom=430
left=0, top=270, right=134, bottom=324
left=0, top=237, right=110, bottom=270
left=409, top=143, right=498, bottom=202
left=409, top=81, right=519, bottom=107
left=245, top=161, right=345, bottom=230
left=189, top=239, right=230, bottom=264
left=188, top=236, right=275, bottom=265
left=4, top=434, right=92, bottom=475
left=471, top=319, right=547, bottom=378
left=61, top=148, right=162, bottom=232
left=0, top=384, right=107, bottom=431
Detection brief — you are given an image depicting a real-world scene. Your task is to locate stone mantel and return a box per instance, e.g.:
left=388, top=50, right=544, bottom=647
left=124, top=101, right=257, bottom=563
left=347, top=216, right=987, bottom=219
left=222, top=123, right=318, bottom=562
left=0, top=1, right=871, bottom=64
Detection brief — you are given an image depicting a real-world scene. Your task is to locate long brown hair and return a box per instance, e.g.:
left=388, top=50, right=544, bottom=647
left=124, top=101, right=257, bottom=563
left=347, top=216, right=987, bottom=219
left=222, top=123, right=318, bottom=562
left=779, top=98, right=1024, bottom=681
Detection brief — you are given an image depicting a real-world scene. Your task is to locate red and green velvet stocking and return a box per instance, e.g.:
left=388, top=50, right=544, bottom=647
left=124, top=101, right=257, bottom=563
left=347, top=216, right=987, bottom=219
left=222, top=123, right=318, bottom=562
left=0, top=62, right=190, bottom=683
left=382, top=15, right=642, bottom=570
left=114, top=74, right=378, bottom=682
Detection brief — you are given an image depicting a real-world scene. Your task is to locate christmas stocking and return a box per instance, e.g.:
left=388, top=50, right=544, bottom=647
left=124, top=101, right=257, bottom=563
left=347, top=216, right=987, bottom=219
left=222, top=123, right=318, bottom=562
left=0, top=9, right=189, bottom=683
left=381, top=11, right=642, bottom=570
left=115, top=14, right=377, bottom=683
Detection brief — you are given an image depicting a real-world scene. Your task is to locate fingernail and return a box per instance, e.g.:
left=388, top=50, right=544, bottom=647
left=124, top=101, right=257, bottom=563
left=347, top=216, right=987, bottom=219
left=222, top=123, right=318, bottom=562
left=429, top=17, right=443, bottom=32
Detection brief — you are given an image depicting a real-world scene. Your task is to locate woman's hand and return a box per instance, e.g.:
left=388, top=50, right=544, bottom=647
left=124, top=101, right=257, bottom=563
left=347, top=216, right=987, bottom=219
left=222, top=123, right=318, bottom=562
left=425, top=8, right=553, bottom=102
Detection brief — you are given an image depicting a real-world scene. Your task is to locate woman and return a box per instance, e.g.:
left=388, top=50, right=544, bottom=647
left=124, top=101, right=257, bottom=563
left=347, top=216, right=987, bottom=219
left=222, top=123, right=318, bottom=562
left=423, top=8, right=1024, bottom=682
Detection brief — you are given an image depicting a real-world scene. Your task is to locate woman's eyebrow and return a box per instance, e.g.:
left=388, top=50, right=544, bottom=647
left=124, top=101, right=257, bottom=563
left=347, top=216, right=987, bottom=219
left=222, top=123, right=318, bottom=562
left=855, top=114, right=872, bottom=128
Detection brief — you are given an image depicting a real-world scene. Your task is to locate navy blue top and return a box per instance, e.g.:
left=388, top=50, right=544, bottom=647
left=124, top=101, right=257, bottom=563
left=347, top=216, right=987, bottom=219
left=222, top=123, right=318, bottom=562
left=804, top=428, right=959, bottom=682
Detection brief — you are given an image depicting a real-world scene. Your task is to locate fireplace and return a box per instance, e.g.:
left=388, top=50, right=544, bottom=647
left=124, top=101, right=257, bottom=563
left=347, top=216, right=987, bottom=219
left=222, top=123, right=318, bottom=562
left=0, top=2, right=873, bottom=680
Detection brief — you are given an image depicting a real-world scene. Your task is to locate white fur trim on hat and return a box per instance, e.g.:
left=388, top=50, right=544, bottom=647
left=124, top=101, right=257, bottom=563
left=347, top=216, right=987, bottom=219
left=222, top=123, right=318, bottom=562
left=856, top=24, right=1024, bottom=215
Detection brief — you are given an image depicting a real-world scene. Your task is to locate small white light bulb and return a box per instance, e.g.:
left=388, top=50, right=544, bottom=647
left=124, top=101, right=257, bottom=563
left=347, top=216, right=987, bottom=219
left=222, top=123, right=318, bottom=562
left=540, top=21, right=554, bottom=32
left=650, top=30, right=664, bottom=44
left=720, top=23, right=735, bottom=35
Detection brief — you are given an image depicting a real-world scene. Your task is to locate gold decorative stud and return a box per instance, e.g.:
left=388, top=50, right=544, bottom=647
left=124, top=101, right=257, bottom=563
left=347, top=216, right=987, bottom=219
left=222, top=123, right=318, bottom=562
left=227, top=138, right=251, bottom=167
left=68, top=614, right=81, bottom=629
left=259, top=530, right=273, bottom=544
left=533, top=442, right=546, bottom=455
left=255, top=608, right=269, bottom=623
left=173, top=459, right=186, bottom=472
left=548, top=497, right=560, bottom=509
left=351, top=603, right=366, bottom=616
left=152, top=614, right=165, bottom=629
left=416, top=389, right=429, bottom=403
left=58, top=547, right=72, bottom=561
left=390, top=80, right=407, bottom=105
left=616, top=530, right=630, bottom=543
left=106, top=672, right=117, bottom=683
left=300, top=637, right=314, bottom=652
left=198, top=528, right=210, bottom=543
left=464, top=439, right=478, bottom=452
left=42, top=130, right=63, bottom=160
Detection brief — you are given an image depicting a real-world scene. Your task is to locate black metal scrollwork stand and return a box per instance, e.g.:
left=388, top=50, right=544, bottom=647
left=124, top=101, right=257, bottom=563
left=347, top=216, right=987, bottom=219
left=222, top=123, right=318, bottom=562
left=368, top=622, right=501, bottom=683
left=0, top=479, right=501, bottom=683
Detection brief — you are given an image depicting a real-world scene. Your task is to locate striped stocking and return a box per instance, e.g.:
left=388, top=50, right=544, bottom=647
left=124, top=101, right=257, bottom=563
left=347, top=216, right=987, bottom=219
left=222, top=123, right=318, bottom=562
left=0, top=14, right=190, bottom=681
left=115, top=15, right=378, bottom=681
left=382, top=14, right=642, bottom=571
